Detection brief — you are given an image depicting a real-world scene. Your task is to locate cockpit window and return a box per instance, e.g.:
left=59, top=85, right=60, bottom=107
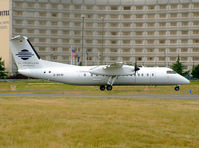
left=167, top=70, right=176, bottom=74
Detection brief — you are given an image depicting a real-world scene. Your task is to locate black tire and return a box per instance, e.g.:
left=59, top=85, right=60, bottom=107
left=106, top=85, right=112, bottom=91
left=100, top=85, right=105, bottom=91
left=175, top=86, right=180, bottom=91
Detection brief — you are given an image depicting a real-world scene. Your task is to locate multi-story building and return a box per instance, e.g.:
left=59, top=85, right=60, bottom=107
left=10, top=0, right=199, bottom=73
left=0, top=0, right=9, bottom=71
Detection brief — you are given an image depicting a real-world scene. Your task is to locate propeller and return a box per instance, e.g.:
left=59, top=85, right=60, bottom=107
left=134, top=58, right=140, bottom=75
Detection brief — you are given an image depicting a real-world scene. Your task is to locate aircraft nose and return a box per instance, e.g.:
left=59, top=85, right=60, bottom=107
left=180, top=76, right=190, bottom=84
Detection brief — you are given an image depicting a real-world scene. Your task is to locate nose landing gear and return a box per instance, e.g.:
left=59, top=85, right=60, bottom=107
left=174, top=85, right=180, bottom=91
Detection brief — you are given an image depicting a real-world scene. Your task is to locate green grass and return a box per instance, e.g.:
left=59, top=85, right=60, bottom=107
left=0, top=80, right=199, bottom=147
left=0, top=79, right=198, bottom=95
left=0, top=97, right=199, bottom=148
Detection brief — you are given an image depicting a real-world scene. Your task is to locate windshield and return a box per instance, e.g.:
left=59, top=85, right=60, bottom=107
left=166, top=70, right=176, bottom=74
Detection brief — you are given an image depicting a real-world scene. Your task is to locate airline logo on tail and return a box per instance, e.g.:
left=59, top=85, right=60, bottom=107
left=16, top=49, right=34, bottom=60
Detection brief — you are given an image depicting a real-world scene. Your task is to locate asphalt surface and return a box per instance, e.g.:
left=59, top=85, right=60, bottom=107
left=0, top=93, right=198, bottom=100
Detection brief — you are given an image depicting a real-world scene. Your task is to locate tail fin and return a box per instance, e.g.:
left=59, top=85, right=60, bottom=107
left=9, top=35, right=42, bottom=70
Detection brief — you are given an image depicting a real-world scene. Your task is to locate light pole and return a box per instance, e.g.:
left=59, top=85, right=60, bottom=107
left=100, top=17, right=104, bottom=65
left=81, top=15, right=85, bottom=66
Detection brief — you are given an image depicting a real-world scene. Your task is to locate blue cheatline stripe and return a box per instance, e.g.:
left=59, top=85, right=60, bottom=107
left=27, top=39, right=40, bottom=59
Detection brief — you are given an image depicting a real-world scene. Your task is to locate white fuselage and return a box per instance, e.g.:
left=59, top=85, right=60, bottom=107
left=18, top=60, right=189, bottom=86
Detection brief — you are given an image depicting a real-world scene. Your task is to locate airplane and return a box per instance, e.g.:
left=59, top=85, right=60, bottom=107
left=9, top=35, right=190, bottom=91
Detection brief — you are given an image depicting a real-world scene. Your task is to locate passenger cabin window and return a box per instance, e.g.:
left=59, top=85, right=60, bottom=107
left=167, top=70, right=176, bottom=74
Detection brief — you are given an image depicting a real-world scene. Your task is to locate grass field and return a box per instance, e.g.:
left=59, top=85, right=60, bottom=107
left=0, top=80, right=199, bottom=148
left=0, top=80, right=199, bottom=95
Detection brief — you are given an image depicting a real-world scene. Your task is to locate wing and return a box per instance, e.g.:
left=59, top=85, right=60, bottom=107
left=89, top=62, right=134, bottom=76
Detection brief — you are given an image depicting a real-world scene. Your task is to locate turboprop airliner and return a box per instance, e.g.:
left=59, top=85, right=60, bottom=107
left=9, top=35, right=189, bottom=91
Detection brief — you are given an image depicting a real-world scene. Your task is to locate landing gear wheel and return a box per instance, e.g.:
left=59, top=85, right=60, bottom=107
left=100, top=85, right=105, bottom=91
left=106, top=85, right=112, bottom=91
left=174, top=86, right=180, bottom=91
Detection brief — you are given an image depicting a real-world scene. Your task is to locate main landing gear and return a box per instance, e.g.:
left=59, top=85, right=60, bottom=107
left=174, top=85, right=180, bottom=91
left=100, top=85, right=112, bottom=91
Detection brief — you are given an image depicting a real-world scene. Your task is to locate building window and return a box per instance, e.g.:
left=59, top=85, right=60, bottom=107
left=170, top=40, right=177, bottom=44
left=39, top=21, right=46, bottom=26
left=159, top=57, right=165, bottom=61
left=193, top=12, right=199, bottom=17
left=159, top=5, right=166, bottom=10
left=123, top=40, right=130, bottom=44
left=182, top=31, right=188, bottom=35
left=171, top=5, right=178, bottom=9
left=194, top=3, right=199, bottom=8
left=193, top=22, right=199, bottom=26
left=136, top=14, right=143, bottom=19
left=135, top=40, right=142, bottom=44
left=170, top=22, right=177, bottom=27
left=147, top=48, right=154, bottom=52
left=159, top=14, right=166, bottom=18
left=62, top=13, right=69, bottom=18
left=51, top=21, right=57, bottom=26
left=98, top=6, right=105, bottom=10
left=170, top=31, right=177, bottom=36
left=159, top=31, right=166, bottom=36
left=39, top=38, right=46, bottom=43
left=181, top=40, right=188, bottom=44
left=15, top=2, right=23, bottom=8
left=148, top=23, right=155, bottom=27
left=181, top=48, right=188, bottom=52
left=39, top=30, right=46, bottom=34
left=39, top=3, right=46, bottom=8
left=15, top=29, right=22, bottom=33
left=159, top=40, right=165, bottom=44
left=15, top=20, right=22, bottom=25
left=52, top=4, right=58, bottom=9
left=182, top=13, right=188, bottom=18
left=170, top=48, right=176, bottom=52
left=111, top=6, right=118, bottom=10
left=86, top=6, right=93, bottom=10
left=193, top=30, right=199, bottom=34
left=124, top=6, right=131, bottom=10
left=193, top=39, right=199, bottom=43
left=148, top=6, right=155, bottom=10
left=147, top=40, right=154, bottom=45
left=170, top=13, right=177, bottom=18
left=51, top=30, right=57, bottom=35
left=136, top=6, right=143, bottom=10
left=15, top=11, right=22, bottom=16
left=27, top=3, right=34, bottom=8
left=39, top=12, right=46, bottom=17
left=27, top=29, right=34, bottom=34
left=148, top=14, right=155, bottom=18
left=182, top=4, right=189, bottom=9
left=193, top=48, right=199, bottom=52
left=52, top=13, right=57, bottom=17
left=135, top=49, right=143, bottom=53
left=147, top=32, right=154, bottom=36
left=193, top=57, right=199, bottom=61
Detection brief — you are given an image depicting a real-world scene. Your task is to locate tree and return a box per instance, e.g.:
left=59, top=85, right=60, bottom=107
left=171, top=56, right=189, bottom=76
left=0, top=57, right=8, bottom=79
left=192, top=64, right=199, bottom=79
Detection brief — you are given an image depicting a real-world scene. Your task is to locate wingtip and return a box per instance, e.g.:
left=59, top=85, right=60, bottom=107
left=10, top=35, right=28, bottom=40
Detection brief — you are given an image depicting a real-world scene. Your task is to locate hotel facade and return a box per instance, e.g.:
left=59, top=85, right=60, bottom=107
left=9, top=0, right=199, bottom=73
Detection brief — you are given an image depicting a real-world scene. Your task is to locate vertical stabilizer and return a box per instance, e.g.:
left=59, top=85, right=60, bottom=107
left=9, top=35, right=42, bottom=70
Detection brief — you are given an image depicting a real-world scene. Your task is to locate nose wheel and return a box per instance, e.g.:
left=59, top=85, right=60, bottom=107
left=174, top=86, right=180, bottom=91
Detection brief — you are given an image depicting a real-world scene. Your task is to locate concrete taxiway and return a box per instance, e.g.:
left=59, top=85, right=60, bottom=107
left=0, top=93, right=199, bottom=100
